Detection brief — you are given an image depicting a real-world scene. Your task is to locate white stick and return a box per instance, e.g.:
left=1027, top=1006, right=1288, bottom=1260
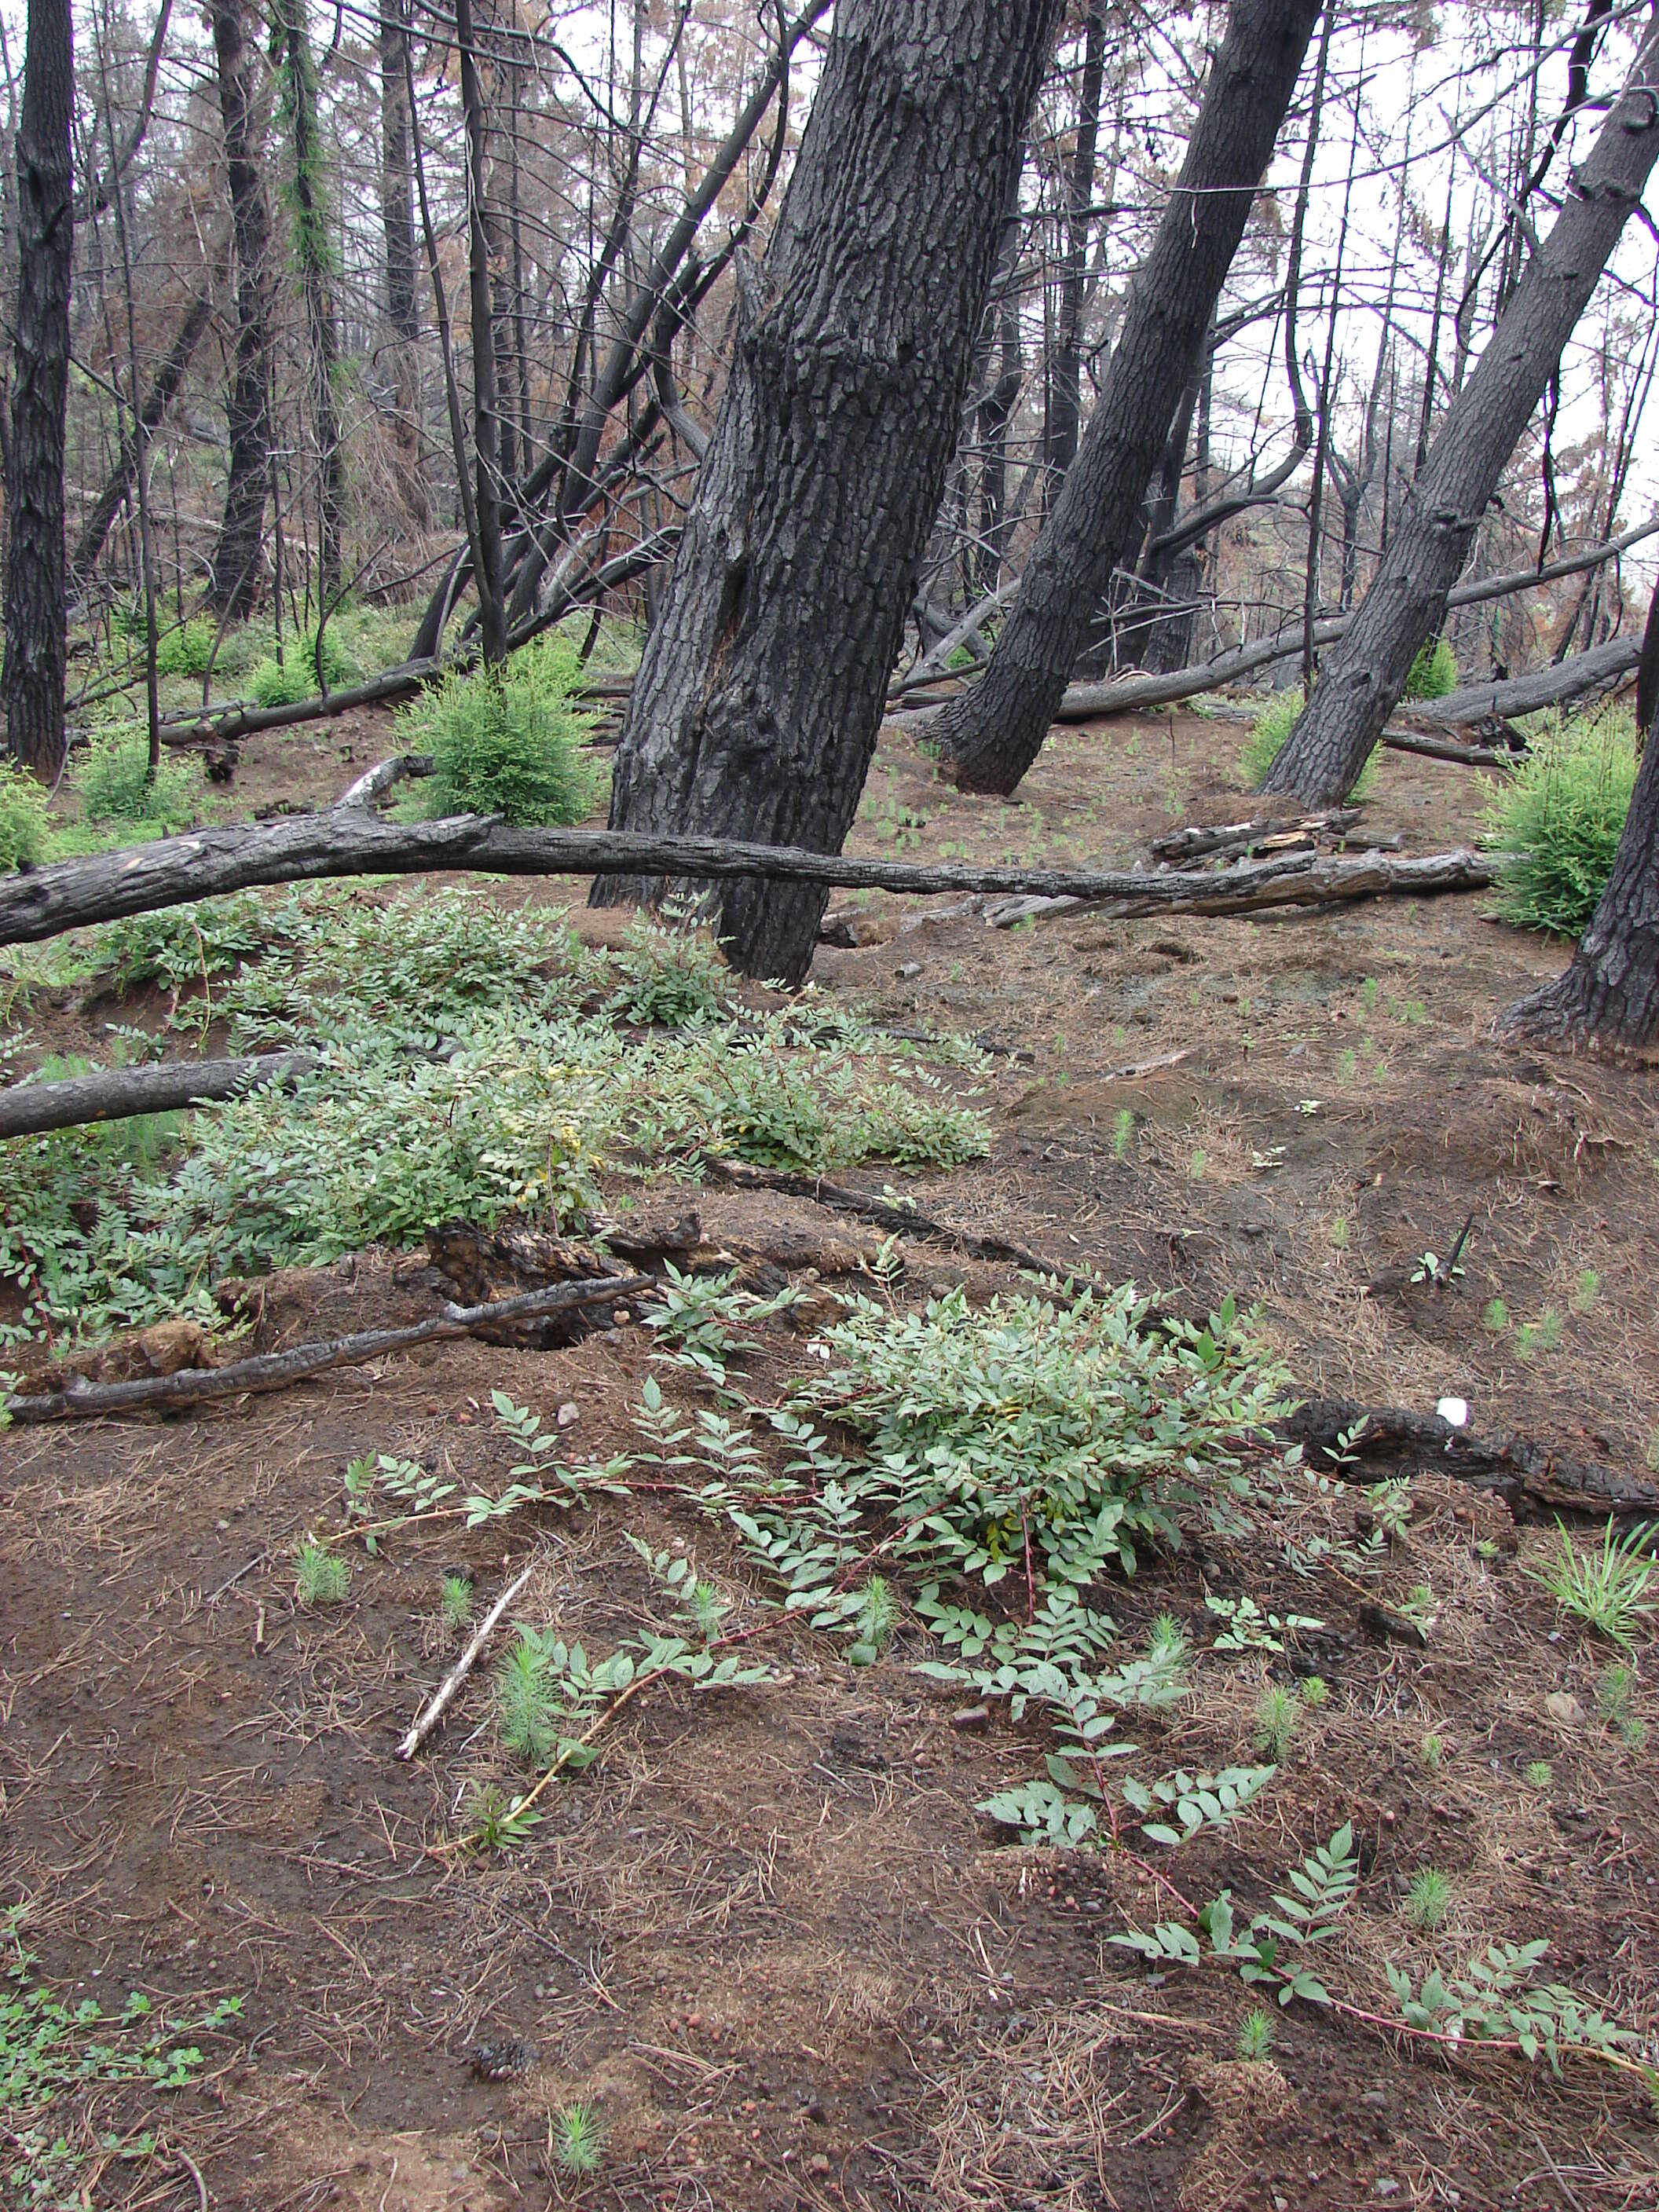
left=395, top=1560, right=536, bottom=1760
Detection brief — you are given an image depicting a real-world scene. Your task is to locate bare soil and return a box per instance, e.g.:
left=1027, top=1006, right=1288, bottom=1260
left=3, top=706, right=1657, bottom=2211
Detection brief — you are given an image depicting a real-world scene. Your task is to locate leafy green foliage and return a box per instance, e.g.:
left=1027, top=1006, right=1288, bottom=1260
left=247, top=622, right=358, bottom=706
left=0, top=763, right=48, bottom=871
left=1386, top=1941, right=1635, bottom=2070
left=1481, top=712, right=1636, bottom=936
left=152, top=617, right=221, bottom=679
left=552, top=2102, right=604, bottom=2177
left=403, top=636, right=603, bottom=826
left=794, top=1286, right=1290, bottom=1591
left=2, top=1908, right=241, bottom=2207
left=1526, top=1518, right=1655, bottom=1648
left=612, top=903, right=730, bottom=1027
left=1114, top=1826, right=1359, bottom=2009
left=1404, top=636, right=1456, bottom=699
left=295, top=1538, right=350, bottom=1607
left=1254, top=1682, right=1300, bottom=1760
left=460, top=1779, right=542, bottom=1851
left=75, top=728, right=197, bottom=830
left=1525, top=1759, right=1554, bottom=1789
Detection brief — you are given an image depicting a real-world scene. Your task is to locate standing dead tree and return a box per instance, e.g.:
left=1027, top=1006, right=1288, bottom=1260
left=931, top=0, right=1322, bottom=797
left=591, top=0, right=1067, bottom=986
left=2, top=0, right=75, bottom=776
left=1262, top=11, right=1659, bottom=808
left=205, top=0, right=274, bottom=621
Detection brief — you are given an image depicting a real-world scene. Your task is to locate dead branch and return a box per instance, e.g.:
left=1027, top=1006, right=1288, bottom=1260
left=2, top=1274, right=654, bottom=1423
left=0, top=1049, right=320, bottom=1138
left=0, top=808, right=1494, bottom=950
left=1398, top=635, right=1639, bottom=727
left=703, top=1159, right=1092, bottom=1274
left=394, top=1560, right=537, bottom=1760
left=1280, top=1397, right=1658, bottom=1524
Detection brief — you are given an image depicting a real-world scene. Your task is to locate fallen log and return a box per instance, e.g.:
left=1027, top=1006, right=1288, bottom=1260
left=1280, top=1397, right=1659, bottom=1525
left=1398, top=635, right=1639, bottom=728
left=2, top=1274, right=654, bottom=1423
left=1376, top=727, right=1518, bottom=769
left=0, top=808, right=1494, bottom=949
left=0, top=1049, right=320, bottom=1140
left=338, top=751, right=432, bottom=808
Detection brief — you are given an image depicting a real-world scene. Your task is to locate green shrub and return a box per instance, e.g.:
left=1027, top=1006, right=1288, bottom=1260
left=153, top=617, right=221, bottom=679
left=1240, top=686, right=1378, bottom=800
left=613, top=906, right=730, bottom=1027
left=75, top=729, right=198, bottom=830
left=1404, top=636, right=1457, bottom=699
left=403, top=637, right=604, bottom=826
left=0, top=761, right=48, bottom=870
left=247, top=623, right=359, bottom=707
left=1481, top=712, right=1636, bottom=936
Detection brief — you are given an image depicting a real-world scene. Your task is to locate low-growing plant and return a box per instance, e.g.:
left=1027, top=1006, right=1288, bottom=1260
left=552, top=2100, right=604, bottom=2177
left=295, top=1537, right=350, bottom=1608
left=1254, top=1682, right=1301, bottom=1760
left=1483, top=1296, right=1510, bottom=1334
left=613, top=903, right=730, bottom=1027
left=1570, top=1267, right=1600, bottom=1315
left=1514, top=1307, right=1564, bottom=1360
left=496, top=1626, right=562, bottom=1764
left=1236, top=2006, right=1276, bottom=2060
left=152, top=616, right=220, bottom=679
left=246, top=621, right=359, bottom=706
left=1481, top=711, right=1636, bottom=936
left=1404, top=1866, right=1452, bottom=1932
left=1419, top=1730, right=1443, bottom=1772
left=403, top=635, right=602, bottom=826
left=75, top=727, right=198, bottom=830
left=1299, top=1674, right=1329, bottom=1708
left=0, top=760, right=48, bottom=870
left=460, top=1778, right=541, bottom=1851
left=1527, top=1518, right=1655, bottom=1648
left=1404, top=636, right=1457, bottom=699
left=1524, top=1758, right=1554, bottom=1789
left=1595, top=1661, right=1646, bottom=1746
left=441, top=1574, right=474, bottom=1632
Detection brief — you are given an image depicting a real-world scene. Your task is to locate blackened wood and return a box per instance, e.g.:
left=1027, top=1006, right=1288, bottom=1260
left=595, top=0, right=1066, bottom=983
left=0, top=1049, right=318, bottom=1138
left=205, top=0, right=274, bottom=621
left=71, top=292, right=212, bottom=587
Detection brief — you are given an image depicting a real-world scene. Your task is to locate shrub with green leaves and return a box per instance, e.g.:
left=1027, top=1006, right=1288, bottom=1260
left=0, top=761, right=47, bottom=870
left=795, top=1287, right=1291, bottom=1588
left=152, top=617, right=221, bottom=679
left=1481, top=712, right=1636, bottom=936
left=75, top=728, right=198, bottom=830
left=1404, top=636, right=1457, bottom=699
left=402, top=636, right=603, bottom=826
left=1241, top=685, right=1376, bottom=798
left=613, top=906, right=730, bottom=1027
left=246, top=622, right=360, bottom=707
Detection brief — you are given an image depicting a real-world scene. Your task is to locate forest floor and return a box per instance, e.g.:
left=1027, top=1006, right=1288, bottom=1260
left=3, top=701, right=1657, bottom=2212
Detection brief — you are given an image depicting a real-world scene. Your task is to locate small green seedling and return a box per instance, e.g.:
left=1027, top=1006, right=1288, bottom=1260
left=1298, top=1674, right=1330, bottom=1708
left=1404, top=1867, right=1452, bottom=1932
left=295, top=1538, right=350, bottom=1609
left=1527, top=1518, right=1656, bottom=1648
left=1482, top=1297, right=1509, bottom=1335
left=1236, top=2007, right=1275, bottom=2060
left=441, top=1574, right=474, bottom=1632
left=1523, top=1760, right=1554, bottom=1790
left=1328, top=1216, right=1349, bottom=1251
left=553, top=2101, right=604, bottom=2177
left=1570, top=1267, right=1600, bottom=1315
left=1418, top=1731, right=1443, bottom=1772
left=1254, top=1683, right=1300, bottom=1760
left=1111, top=1108, right=1134, bottom=1159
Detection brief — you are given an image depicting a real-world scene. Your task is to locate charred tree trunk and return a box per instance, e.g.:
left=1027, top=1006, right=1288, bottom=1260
left=207, top=0, right=273, bottom=621
left=591, top=0, right=1064, bottom=985
left=1500, top=591, right=1659, bottom=1048
left=2, top=0, right=74, bottom=776
left=1045, top=1, right=1105, bottom=480
left=932, top=0, right=1322, bottom=797
left=1262, top=16, right=1659, bottom=808
left=274, top=0, right=343, bottom=609
left=456, top=0, right=504, bottom=661
left=71, top=290, right=211, bottom=588
left=378, top=0, right=427, bottom=529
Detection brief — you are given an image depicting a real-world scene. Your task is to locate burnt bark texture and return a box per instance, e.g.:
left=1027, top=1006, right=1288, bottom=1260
left=71, top=291, right=212, bottom=588
left=378, top=0, right=427, bottom=527
left=933, top=0, right=1322, bottom=797
left=592, top=0, right=1064, bottom=983
left=274, top=0, right=344, bottom=608
left=207, top=0, right=274, bottom=621
left=1262, top=13, right=1659, bottom=808
left=2, top=0, right=75, bottom=776
left=1500, top=588, right=1659, bottom=1047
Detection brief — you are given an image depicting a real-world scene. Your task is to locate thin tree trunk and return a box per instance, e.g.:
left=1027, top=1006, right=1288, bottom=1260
left=1262, top=13, right=1659, bottom=808
left=379, top=0, right=427, bottom=529
left=456, top=0, right=504, bottom=661
left=274, top=0, right=343, bottom=608
left=591, top=0, right=1064, bottom=985
left=932, top=0, right=1321, bottom=796
left=1500, top=589, right=1659, bottom=1047
left=2, top=0, right=74, bottom=776
left=71, top=290, right=211, bottom=587
left=1046, top=2, right=1104, bottom=478
left=206, top=0, right=273, bottom=621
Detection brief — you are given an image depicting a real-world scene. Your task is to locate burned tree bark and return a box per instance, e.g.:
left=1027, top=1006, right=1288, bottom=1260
left=71, top=290, right=211, bottom=588
left=1262, top=14, right=1659, bottom=808
left=273, top=0, right=344, bottom=608
left=378, top=0, right=427, bottom=528
left=1500, top=589, right=1659, bottom=1048
left=2, top=0, right=74, bottom=776
left=206, top=0, right=273, bottom=621
left=592, top=0, right=1064, bottom=985
left=932, top=0, right=1321, bottom=797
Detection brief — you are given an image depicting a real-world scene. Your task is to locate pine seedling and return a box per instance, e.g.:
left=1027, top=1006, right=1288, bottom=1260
left=552, top=2101, right=603, bottom=2177
left=1236, top=2007, right=1275, bottom=2061
left=295, top=1538, right=350, bottom=1609
left=1404, top=1867, right=1451, bottom=1932
left=441, top=1574, right=474, bottom=1632
left=496, top=1628, right=558, bottom=1764
left=1418, top=1731, right=1443, bottom=1773
left=848, top=1575, right=899, bottom=1666
left=1299, top=1674, right=1330, bottom=1708
left=1523, top=1760, right=1554, bottom=1789
left=1254, top=1682, right=1300, bottom=1760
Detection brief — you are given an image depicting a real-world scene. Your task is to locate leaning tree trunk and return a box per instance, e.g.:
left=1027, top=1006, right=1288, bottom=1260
left=2, top=0, right=74, bottom=778
left=932, top=0, right=1322, bottom=797
left=591, top=0, right=1064, bottom=985
left=1262, top=13, right=1659, bottom=808
left=71, top=290, right=211, bottom=588
left=206, top=0, right=273, bottom=621
left=1500, top=589, right=1659, bottom=1048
